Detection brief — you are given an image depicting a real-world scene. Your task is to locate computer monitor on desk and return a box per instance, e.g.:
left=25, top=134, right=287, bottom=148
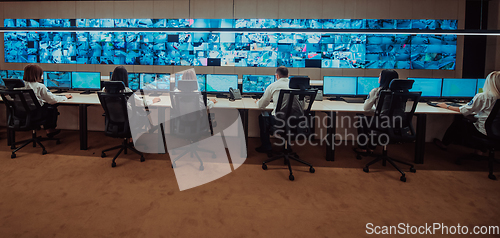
left=242, top=74, right=275, bottom=95
left=408, top=78, right=442, bottom=99
left=323, top=76, right=357, bottom=99
left=71, top=72, right=101, bottom=94
left=127, top=73, right=140, bottom=91
left=174, top=73, right=206, bottom=92
left=477, top=78, right=486, bottom=94
left=6, top=70, right=24, bottom=79
left=206, top=74, right=238, bottom=97
left=356, top=77, right=379, bottom=96
left=0, top=70, right=7, bottom=80
left=44, top=71, right=71, bottom=93
left=441, top=78, right=476, bottom=99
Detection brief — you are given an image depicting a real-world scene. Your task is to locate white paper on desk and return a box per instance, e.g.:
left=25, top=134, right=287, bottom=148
left=128, top=73, right=247, bottom=191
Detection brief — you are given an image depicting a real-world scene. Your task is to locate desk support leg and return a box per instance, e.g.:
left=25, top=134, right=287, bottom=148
left=79, top=104, right=88, bottom=150
left=325, top=111, right=336, bottom=161
left=158, top=107, right=166, bottom=154
left=415, top=114, right=426, bottom=164
left=238, top=109, right=248, bottom=157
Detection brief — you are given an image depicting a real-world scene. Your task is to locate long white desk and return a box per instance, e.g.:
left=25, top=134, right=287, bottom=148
left=4, top=92, right=460, bottom=164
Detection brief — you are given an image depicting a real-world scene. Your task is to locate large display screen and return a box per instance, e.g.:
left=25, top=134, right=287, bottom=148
left=4, top=18, right=457, bottom=70
left=477, top=78, right=486, bottom=94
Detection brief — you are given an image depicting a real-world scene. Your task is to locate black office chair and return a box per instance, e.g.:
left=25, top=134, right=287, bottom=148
left=455, top=99, right=500, bottom=180
left=358, top=79, right=421, bottom=182
left=262, top=77, right=317, bottom=181
left=98, top=81, right=145, bottom=167
left=0, top=79, right=60, bottom=158
left=169, top=80, right=215, bottom=171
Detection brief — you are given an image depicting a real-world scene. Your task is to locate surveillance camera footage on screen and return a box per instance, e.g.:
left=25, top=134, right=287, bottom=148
left=4, top=18, right=457, bottom=70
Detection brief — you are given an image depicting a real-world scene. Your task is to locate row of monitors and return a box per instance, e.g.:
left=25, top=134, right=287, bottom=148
left=323, top=76, right=485, bottom=98
left=0, top=70, right=271, bottom=93
left=0, top=70, right=100, bottom=90
left=4, top=19, right=458, bottom=30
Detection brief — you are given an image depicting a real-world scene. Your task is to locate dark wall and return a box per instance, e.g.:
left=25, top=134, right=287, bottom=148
left=462, top=0, right=488, bottom=78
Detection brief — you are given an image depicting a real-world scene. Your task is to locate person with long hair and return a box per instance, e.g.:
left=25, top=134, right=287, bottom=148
left=21, top=64, right=72, bottom=137
left=354, top=69, right=400, bottom=154
left=434, top=71, right=500, bottom=154
left=105, top=66, right=161, bottom=105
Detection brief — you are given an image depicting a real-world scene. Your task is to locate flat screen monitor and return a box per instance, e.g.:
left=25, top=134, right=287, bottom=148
left=0, top=78, right=4, bottom=88
left=442, top=78, right=476, bottom=98
left=408, top=78, right=442, bottom=98
left=242, top=75, right=275, bottom=93
left=356, top=77, right=379, bottom=96
left=174, top=73, right=206, bottom=91
left=477, top=78, right=486, bottom=94
left=0, top=70, right=7, bottom=80
left=206, top=74, right=238, bottom=93
left=127, top=73, right=140, bottom=90
left=323, top=76, right=357, bottom=96
left=71, top=72, right=101, bottom=90
left=7, top=70, right=24, bottom=79
left=43, top=71, right=71, bottom=89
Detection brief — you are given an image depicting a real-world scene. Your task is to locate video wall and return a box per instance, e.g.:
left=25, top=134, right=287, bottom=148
left=3, top=19, right=457, bottom=70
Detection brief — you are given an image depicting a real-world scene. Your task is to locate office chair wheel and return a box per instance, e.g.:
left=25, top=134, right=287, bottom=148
left=111, top=162, right=116, bottom=167
left=356, top=155, right=362, bottom=160
left=309, top=167, right=315, bottom=173
left=262, top=163, right=268, bottom=170
left=11, top=153, right=16, bottom=159
left=409, top=167, right=416, bottom=173
left=101, top=152, right=106, bottom=158
left=42, top=150, right=47, bottom=155
left=56, top=140, right=61, bottom=145
left=199, top=165, right=204, bottom=171
left=140, top=156, right=145, bottom=162
left=363, top=167, right=369, bottom=173
left=400, top=176, right=406, bottom=182
left=488, top=174, right=497, bottom=180
left=289, top=174, right=295, bottom=181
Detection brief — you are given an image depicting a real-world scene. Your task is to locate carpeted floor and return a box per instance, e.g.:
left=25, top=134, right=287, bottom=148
left=0, top=128, right=499, bottom=237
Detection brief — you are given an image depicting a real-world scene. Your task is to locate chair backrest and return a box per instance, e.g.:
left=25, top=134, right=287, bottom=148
left=374, top=80, right=421, bottom=142
left=169, top=91, right=211, bottom=139
left=0, top=87, right=43, bottom=130
left=485, top=99, right=500, bottom=140
left=97, top=91, right=133, bottom=138
left=102, top=81, right=125, bottom=94
left=274, top=89, right=317, bottom=139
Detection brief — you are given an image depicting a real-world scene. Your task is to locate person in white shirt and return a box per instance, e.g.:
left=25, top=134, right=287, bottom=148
left=254, top=66, right=291, bottom=153
left=179, top=69, right=217, bottom=109
left=434, top=71, right=500, bottom=154
left=21, top=64, right=72, bottom=137
left=354, top=69, right=399, bottom=154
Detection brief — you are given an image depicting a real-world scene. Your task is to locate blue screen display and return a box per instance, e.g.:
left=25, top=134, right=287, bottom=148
left=408, top=78, right=442, bottom=97
left=173, top=73, right=206, bottom=91
left=155, top=73, right=171, bottom=91
left=242, top=74, right=275, bottom=93
left=4, top=18, right=457, bottom=70
left=43, top=71, right=71, bottom=89
left=140, top=73, right=157, bottom=90
left=206, top=74, right=238, bottom=92
left=477, top=78, right=486, bottom=94
left=442, top=78, right=476, bottom=98
left=356, top=77, right=379, bottom=95
left=323, top=76, right=357, bottom=96
left=6, top=70, right=24, bottom=79
left=127, top=73, right=140, bottom=90
left=0, top=70, right=7, bottom=80
left=71, top=72, right=100, bottom=90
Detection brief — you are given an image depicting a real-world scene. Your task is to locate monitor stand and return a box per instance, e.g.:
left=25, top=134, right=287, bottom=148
left=328, top=96, right=342, bottom=101
left=80, top=90, right=94, bottom=94
left=148, top=92, right=163, bottom=97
